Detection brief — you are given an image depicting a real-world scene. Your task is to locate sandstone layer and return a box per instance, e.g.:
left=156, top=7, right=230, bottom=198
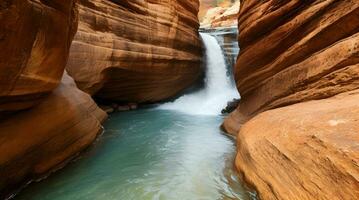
left=0, top=1, right=107, bottom=197
left=66, top=0, right=203, bottom=103
left=201, top=1, right=240, bottom=28
left=0, top=73, right=107, bottom=198
left=199, top=0, right=238, bottom=20
left=222, top=0, right=359, bottom=199
left=0, top=0, right=78, bottom=113
left=224, top=0, right=359, bottom=135
left=236, top=90, right=359, bottom=200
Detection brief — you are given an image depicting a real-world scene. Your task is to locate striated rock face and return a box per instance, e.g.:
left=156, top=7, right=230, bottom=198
left=0, top=0, right=78, bottom=113
left=0, top=73, right=107, bottom=198
left=223, top=0, right=359, bottom=199
left=224, top=0, right=359, bottom=135
left=201, top=1, right=240, bottom=28
left=0, top=1, right=107, bottom=197
left=199, top=0, right=238, bottom=20
left=236, top=90, right=359, bottom=200
left=66, top=0, right=203, bottom=103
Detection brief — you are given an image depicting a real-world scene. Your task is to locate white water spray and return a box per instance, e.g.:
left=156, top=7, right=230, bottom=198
left=159, top=33, right=239, bottom=115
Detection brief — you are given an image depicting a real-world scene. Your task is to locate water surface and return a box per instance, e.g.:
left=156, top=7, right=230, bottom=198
left=16, top=109, right=254, bottom=200
left=15, top=33, right=255, bottom=200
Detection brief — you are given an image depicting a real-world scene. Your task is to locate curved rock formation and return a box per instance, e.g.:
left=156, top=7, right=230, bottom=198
left=223, top=0, right=359, bottom=199
left=236, top=90, right=359, bottom=200
left=224, top=0, right=359, bottom=134
left=0, top=73, right=107, bottom=198
left=201, top=1, right=240, bottom=28
left=0, top=0, right=78, bottom=113
left=0, top=1, right=107, bottom=197
left=66, top=0, right=203, bottom=103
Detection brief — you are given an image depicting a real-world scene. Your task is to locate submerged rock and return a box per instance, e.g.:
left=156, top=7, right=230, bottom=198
left=66, top=0, right=203, bottom=103
left=221, top=98, right=240, bottom=114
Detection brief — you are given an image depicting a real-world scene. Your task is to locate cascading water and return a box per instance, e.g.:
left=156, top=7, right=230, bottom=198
left=15, top=31, right=255, bottom=200
left=159, top=33, right=239, bottom=115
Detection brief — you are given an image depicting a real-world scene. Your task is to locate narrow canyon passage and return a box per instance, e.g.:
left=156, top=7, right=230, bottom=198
left=14, top=33, right=254, bottom=200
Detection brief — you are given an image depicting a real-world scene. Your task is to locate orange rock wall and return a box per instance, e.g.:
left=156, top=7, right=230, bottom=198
left=0, top=74, right=106, bottom=197
left=0, top=0, right=78, bottom=113
left=235, top=0, right=359, bottom=119
left=236, top=90, right=359, bottom=200
left=66, top=0, right=203, bottom=103
left=223, top=0, right=359, bottom=199
left=0, top=1, right=106, bottom=197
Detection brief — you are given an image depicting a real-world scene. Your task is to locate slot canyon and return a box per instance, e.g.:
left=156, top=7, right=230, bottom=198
left=0, top=0, right=358, bottom=199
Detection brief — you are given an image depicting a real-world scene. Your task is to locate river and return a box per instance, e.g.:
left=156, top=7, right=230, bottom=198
left=15, top=32, right=255, bottom=200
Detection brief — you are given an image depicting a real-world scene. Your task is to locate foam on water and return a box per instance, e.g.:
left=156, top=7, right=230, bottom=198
left=159, top=33, right=239, bottom=115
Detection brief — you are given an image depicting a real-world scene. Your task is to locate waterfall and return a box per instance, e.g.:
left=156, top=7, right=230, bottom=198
left=158, top=33, right=239, bottom=115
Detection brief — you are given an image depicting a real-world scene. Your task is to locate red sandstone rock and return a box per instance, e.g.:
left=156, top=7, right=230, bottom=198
left=224, top=0, right=359, bottom=135
left=222, top=0, right=359, bottom=199
left=66, top=0, right=203, bottom=103
left=0, top=73, right=107, bottom=197
left=236, top=90, right=359, bottom=200
left=0, top=1, right=107, bottom=197
left=201, top=1, right=240, bottom=28
left=0, top=0, right=78, bottom=113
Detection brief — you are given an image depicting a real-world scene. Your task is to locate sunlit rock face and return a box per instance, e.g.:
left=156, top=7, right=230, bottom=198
left=0, top=0, right=78, bottom=113
left=224, top=0, right=359, bottom=131
left=66, top=0, right=203, bottom=103
left=236, top=90, right=359, bottom=200
left=199, top=0, right=237, bottom=20
left=201, top=1, right=240, bottom=28
left=222, top=0, right=359, bottom=199
left=0, top=1, right=106, bottom=197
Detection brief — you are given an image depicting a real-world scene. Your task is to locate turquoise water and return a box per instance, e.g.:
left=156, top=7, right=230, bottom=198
left=15, top=109, right=254, bottom=200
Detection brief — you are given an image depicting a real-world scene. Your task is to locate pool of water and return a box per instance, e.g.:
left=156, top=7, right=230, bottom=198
left=15, top=108, right=254, bottom=200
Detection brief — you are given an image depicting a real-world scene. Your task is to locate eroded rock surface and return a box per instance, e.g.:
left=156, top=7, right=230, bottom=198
left=236, top=90, right=359, bottom=200
left=201, top=1, right=240, bottom=28
left=0, top=1, right=107, bottom=197
left=0, top=73, right=107, bottom=198
left=224, top=0, right=359, bottom=134
left=66, top=0, right=203, bottom=103
left=223, top=0, right=359, bottom=199
left=0, top=0, right=78, bottom=113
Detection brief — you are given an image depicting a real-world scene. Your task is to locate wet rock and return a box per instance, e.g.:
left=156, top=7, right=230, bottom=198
left=221, top=98, right=240, bottom=114
left=128, top=103, right=138, bottom=110
left=99, top=105, right=114, bottom=114
left=117, top=105, right=131, bottom=112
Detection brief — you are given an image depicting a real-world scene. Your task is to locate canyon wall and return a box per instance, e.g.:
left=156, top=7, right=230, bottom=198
left=224, top=0, right=359, bottom=199
left=0, top=1, right=106, bottom=197
left=201, top=1, right=240, bottom=28
left=66, top=0, right=203, bottom=103
left=199, top=0, right=237, bottom=20
left=0, top=0, right=78, bottom=113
